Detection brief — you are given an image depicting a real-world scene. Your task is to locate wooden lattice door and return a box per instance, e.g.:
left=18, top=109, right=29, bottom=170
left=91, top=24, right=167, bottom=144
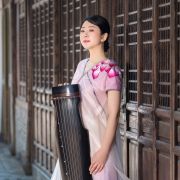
left=120, top=0, right=180, bottom=180
left=17, top=1, right=27, bottom=99
left=31, top=0, right=56, bottom=177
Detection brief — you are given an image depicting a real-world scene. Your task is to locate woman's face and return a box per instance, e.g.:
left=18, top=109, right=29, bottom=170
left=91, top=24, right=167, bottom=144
left=80, top=21, right=105, bottom=51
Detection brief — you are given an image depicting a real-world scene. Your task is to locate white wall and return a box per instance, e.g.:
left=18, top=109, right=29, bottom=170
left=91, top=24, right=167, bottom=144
left=0, top=0, right=3, bottom=134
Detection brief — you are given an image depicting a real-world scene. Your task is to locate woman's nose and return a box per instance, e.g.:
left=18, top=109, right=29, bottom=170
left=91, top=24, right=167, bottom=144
left=84, top=31, right=88, bottom=37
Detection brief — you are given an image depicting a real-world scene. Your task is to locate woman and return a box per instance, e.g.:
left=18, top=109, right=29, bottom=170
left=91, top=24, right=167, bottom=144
left=51, top=15, right=129, bottom=180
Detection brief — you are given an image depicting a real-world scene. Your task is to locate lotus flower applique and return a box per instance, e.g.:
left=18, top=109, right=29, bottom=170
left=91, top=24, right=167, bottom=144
left=92, top=60, right=120, bottom=79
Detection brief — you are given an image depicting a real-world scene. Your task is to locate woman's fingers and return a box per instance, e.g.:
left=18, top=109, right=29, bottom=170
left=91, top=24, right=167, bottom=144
left=89, top=161, right=95, bottom=172
left=89, top=162, right=104, bottom=174
left=89, top=162, right=98, bottom=174
left=97, top=164, right=104, bottom=172
left=93, top=164, right=104, bottom=174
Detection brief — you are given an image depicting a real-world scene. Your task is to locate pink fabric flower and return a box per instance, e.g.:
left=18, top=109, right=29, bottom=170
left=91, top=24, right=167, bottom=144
left=92, top=60, right=120, bottom=79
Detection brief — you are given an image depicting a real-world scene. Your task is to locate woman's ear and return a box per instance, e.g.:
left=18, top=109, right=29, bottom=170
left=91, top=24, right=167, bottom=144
left=101, top=33, right=108, bottom=42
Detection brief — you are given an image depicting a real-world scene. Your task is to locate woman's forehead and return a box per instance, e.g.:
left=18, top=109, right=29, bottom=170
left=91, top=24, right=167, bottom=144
left=81, top=21, right=98, bottom=29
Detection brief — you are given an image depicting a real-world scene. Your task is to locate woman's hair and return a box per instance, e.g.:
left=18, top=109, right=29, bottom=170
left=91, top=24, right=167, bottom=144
left=81, top=15, right=110, bottom=52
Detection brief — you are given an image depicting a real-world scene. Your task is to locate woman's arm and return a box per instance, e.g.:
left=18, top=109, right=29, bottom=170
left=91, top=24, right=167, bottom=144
left=89, top=90, right=121, bottom=174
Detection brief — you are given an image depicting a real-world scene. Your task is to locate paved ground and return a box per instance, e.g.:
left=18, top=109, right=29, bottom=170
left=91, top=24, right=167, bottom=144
left=0, top=143, right=33, bottom=180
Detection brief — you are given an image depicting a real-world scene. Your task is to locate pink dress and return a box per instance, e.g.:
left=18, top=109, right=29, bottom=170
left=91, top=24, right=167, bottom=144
left=51, top=59, right=129, bottom=180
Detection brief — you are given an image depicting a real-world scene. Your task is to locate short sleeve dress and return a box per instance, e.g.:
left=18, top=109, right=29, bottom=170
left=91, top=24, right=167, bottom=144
left=71, top=59, right=129, bottom=180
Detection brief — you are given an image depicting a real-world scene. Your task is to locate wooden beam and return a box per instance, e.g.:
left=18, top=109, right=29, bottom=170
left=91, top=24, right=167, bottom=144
left=124, top=0, right=129, bottom=176
left=152, top=0, right=158, bottom=179
left=170, top=0, right=177, bottom=180
left=137, top=0, right=142, bottom=179
left=9, top=0, right=17, bottom=156
left=25, top=0, right=33, bottom=174
left=53, top=0, right=60, bottom=85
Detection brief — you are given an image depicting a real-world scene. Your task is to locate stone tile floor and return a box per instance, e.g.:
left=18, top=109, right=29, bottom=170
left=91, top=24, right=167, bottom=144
left=0, top=143, right=33, bottom=180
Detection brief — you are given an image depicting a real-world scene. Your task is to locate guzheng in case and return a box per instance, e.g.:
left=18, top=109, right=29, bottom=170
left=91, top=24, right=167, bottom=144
left=52, top=84, right=92, bottom=180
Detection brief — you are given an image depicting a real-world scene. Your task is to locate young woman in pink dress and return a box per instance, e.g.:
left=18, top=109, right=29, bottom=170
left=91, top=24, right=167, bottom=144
left=51, top=15, right=129, bottom=180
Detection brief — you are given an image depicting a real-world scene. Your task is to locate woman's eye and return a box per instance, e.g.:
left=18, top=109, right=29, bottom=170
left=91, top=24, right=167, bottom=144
left=89, top=29, right=94, bottom=32
left=80, top=30, right=85, bottom=33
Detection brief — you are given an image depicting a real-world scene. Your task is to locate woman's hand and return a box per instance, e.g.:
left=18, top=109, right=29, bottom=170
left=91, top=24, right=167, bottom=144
left=89, top=148, right=109, bottom=175
left=89, top=91, right=120, bottom=175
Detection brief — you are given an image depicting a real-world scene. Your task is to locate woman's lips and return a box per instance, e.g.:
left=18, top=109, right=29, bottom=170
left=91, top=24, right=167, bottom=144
left=83, top=40, right=90, bottom=43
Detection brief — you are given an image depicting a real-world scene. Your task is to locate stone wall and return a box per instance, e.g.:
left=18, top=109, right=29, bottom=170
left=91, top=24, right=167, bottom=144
left=15, top=97, right=31, bottom=174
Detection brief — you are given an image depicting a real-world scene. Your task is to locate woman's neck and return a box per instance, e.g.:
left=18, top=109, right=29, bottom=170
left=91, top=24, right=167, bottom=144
left=88, top=46, right=107, bottom=65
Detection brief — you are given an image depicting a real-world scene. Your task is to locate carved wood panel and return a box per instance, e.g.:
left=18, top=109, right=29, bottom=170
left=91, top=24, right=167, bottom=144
left=17, top=1, right=27, bottom=98
left=32, top=0, right=56, bottom=176
left=156, top=1, right=171, bottom=180
left=122, top=0, right=179, bottom=179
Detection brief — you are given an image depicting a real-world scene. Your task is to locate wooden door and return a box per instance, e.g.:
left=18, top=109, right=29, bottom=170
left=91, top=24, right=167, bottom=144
left=121, top=0, right=180, bottom=180
left=31, top=0, right=56, bottom=178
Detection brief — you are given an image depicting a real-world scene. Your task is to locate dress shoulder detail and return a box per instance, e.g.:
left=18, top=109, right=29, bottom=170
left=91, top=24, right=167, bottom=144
left=92, top=59, right=121, bottom=79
